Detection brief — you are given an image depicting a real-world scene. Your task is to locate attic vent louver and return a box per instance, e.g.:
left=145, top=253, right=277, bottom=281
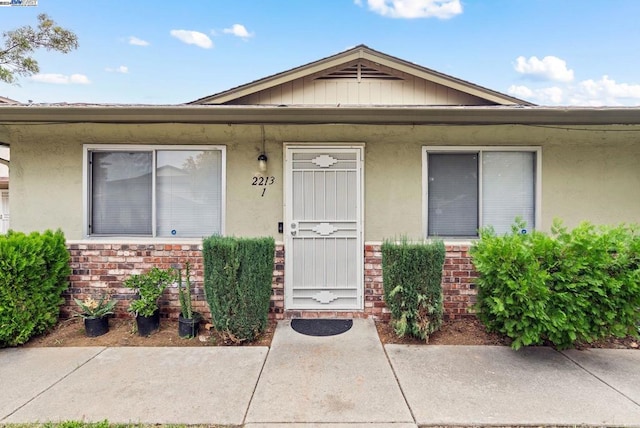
left=316, top=62, right=403, bottom=81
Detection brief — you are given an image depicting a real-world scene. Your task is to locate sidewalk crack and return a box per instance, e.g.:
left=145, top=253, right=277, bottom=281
left=559, top=349, right=640, bottom=408
left=381, top=342, right=418, bottom=426
left=242, top=344, right=271, bottom=425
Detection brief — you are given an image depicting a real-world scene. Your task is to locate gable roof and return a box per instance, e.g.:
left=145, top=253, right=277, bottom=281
left=0, top=96, right=19, bottom=105
left=190, top=44, right=533, bottom=106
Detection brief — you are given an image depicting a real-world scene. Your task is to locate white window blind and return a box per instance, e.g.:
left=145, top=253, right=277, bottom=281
left=156, top=150, right=222, bottom=237
left=482, top=152, right=535, bottom=235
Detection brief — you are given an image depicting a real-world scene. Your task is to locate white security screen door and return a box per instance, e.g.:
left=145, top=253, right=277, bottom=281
left=285, top=147, right=363, bottom=310
left=0, top=190, right=8, bottom=234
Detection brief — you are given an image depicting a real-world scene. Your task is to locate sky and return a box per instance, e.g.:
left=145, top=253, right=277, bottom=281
left=1, top=0, right=640, bottom=106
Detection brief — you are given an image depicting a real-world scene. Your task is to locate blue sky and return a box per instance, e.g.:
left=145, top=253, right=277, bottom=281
left=1, top=0, right=640, bottom=106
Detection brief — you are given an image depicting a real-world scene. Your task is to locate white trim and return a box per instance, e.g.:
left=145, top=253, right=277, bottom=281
left=283, top=143, right=365, bottom=311
left=365, top=240, right=475, bottom=247
left=422, top=146, right=542, bottom=238
left=283, top=142, right=366, bottom=148
left=82, top=144, right=226, bottom=239
left=0, top=189, right=8, bottom=234
left=478, top=152, right=484, bottom=228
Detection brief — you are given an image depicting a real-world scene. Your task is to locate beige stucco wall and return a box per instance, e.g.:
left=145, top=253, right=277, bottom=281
left=6, top=123, right=640, bottom=241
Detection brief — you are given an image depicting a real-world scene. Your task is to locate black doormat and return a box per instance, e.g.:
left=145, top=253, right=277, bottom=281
left=291, top=319, right=353, bottom=337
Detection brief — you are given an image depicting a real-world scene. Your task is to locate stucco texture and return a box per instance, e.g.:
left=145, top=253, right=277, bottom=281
left=6, top=123, right=640, bottom=241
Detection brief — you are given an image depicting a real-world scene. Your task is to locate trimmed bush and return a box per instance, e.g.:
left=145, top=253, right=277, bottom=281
left=471, top=219, right=640, bottom=350
left=382, top=239, right=446, bottom=341
left=203, top=236, right=275, bottom=343
left=0, top=229, right=71, bottom=347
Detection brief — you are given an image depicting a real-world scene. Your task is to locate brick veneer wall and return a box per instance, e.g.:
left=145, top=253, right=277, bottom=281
left=363, top=243, right=477, bottom=321
left=63, top=242, right=477, bottom=321
left=442, top=244, right=478, bottom=318
left=65, top=243, right=211, bottom=320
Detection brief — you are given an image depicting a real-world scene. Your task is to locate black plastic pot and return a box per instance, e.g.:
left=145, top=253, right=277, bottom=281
left=136, top=310, right=160, bottom=336
left=178, top=313, right=201, bottom=338
left=84, top=316, right=109, bottom=337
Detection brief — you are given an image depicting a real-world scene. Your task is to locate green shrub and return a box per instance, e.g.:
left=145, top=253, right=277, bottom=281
left=0, top=229, right=71, bottom=347
left=123, top=267, right=176, bottom=317
left=203, top=236, right=275, bottom=343
left=382, top=239, right=446, bottom=341
left=471, top=219, right=640, bottom=350
left=177, top=261, right=195, bottom=319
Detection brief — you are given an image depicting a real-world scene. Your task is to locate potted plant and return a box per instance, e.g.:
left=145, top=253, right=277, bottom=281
left=123, top=267, right=176, bottom=336
left=73, top=293, right=117, bottom=337
left=177, top=261, right=201, bottom=338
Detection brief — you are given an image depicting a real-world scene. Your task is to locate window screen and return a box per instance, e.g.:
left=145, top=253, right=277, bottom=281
left=482, top=152, right=535, bottom=235
left=428, top=153, right=479, bottom=237
left=91, top=151, right=152, bottom=235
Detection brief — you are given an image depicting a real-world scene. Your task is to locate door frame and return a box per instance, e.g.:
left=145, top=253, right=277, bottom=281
left=283, top=143, right=365, bottom=311
left=0, top=189, right=8, bottom=234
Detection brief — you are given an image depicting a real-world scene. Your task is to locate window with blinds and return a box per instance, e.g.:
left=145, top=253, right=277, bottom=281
left=425, top=148, right=537, bottom=237
left=88, top=146, right=224, bottom=238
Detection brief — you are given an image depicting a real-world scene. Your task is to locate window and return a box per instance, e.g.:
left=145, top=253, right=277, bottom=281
left=424, top=147, right=539, bottom=237
left=85, top=145, right=225, bottom=238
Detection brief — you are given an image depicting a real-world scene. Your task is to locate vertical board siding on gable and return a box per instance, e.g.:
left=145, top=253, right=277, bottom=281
left=62, top=243, right=476, bottom=321
left=229, top=74, right=492, bottom=105
left=280, top=81, right=293, bottom=104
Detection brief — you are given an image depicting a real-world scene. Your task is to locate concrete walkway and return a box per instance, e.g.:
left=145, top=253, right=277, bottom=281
left=1, top=319, right=640, bottom=427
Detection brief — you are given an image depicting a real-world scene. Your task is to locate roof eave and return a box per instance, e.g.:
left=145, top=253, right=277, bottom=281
left=1, top=105, right=640, bottom=126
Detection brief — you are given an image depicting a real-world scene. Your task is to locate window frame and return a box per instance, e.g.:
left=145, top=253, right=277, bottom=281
left=422, top=146, right=542, bottom=239
left=83, top=144, right=226, bottom=239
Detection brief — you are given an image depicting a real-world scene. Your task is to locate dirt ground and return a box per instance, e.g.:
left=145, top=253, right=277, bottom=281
left=376, top=317, right=640, bottom=349
left=22, top=316, right=276, bottom=348
left=21, top=315, right=640, bottom=349
left=376, top=317, right=511, bottom=346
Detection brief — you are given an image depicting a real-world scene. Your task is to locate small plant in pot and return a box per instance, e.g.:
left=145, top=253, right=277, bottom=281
left=177, top=261, right=202, bottom=339
left=73, top=293, right=117, bottom=337
left=123, top=267, right=176, bottom=336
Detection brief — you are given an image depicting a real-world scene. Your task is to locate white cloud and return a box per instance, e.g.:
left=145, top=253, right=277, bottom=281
left=508, top=85, right=565, bottom=105
left=105, top=65, right=129, bottom=74
left=223, top=24, right=253, bottom=39
left=571, top=76, right=640, bottom=106
left=508, top=85, right=566, bottom=105
left=514, top=55, right=574, bottom=83
left=510, top=55, right=640, bottom=105
left=128, top=36, right=149, bottom=46
left=357, top=0, right=462, bottom=19
left=170, top=29, right=213, bottom=49
left=508, top=76, right=640, bottom=106
left=30, top=73, right=91, bottom=85
left=507, top=85, right=533, bottom=99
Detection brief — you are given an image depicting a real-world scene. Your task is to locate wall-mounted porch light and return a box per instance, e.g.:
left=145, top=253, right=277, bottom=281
left=257, top=153, right=268, bottom=173
left=258, top=125, right=268, bottom=172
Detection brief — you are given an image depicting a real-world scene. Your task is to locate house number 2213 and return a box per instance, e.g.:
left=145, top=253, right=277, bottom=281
left=252, top=176, right=276, bottom=197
